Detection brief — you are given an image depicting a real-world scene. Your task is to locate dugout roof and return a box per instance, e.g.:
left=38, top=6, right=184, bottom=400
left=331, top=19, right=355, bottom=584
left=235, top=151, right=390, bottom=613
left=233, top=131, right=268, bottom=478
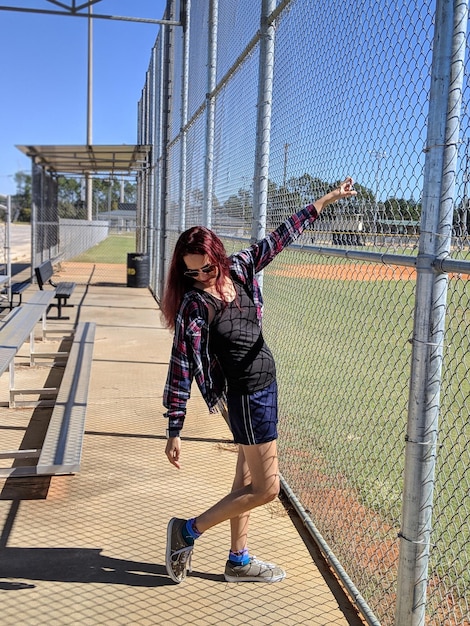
left=16, top=144, right=151, bottom=178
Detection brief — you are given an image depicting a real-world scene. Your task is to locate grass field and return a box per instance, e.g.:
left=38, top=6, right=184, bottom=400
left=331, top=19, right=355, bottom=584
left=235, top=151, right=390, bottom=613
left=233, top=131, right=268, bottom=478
left=262, top=248, right=470, bottom=595
left=71, top=233, right=135, bottom=263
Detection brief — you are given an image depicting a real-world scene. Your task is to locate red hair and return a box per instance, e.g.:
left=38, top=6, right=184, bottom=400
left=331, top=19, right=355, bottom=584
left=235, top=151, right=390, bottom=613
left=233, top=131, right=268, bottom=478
left=161, top=226, right=231, bottom=329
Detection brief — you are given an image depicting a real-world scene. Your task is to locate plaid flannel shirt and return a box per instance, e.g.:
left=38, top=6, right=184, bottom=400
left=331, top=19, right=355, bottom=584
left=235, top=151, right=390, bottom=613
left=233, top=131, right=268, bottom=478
left=163, top=203, right=319, bottom=435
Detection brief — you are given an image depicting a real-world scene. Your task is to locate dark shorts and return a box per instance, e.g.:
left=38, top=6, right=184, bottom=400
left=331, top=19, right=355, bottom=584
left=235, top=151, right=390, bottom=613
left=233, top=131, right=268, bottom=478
left=226, top=379, right=278, bottom=445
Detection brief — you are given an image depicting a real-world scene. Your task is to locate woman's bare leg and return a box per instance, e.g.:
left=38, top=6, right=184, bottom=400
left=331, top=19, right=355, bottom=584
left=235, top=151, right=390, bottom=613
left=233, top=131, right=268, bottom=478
left=230, top=446, right=251, bottom=552
left=195, top=440, right=279, bottom=539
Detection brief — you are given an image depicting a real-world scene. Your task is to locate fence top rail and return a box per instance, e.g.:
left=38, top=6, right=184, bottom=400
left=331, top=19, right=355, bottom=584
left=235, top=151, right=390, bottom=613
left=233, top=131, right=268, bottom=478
left=289, top=244, right=470, bottom=276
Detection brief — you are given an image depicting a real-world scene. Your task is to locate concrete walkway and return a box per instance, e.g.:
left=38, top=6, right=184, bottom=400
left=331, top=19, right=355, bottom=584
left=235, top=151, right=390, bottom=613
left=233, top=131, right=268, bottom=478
left=0, top=274, right=365, bottom=626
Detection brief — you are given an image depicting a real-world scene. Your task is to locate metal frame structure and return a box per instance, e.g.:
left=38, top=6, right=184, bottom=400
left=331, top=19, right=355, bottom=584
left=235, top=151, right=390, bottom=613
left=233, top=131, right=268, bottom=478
left=0, top=0, right=179, bottom=25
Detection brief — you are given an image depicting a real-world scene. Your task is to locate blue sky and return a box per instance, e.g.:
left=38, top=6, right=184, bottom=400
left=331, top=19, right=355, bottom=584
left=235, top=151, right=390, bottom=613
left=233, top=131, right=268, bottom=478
left=0, top=0, right=167, bottom=195
left=1, top=1, right=461, bottom=208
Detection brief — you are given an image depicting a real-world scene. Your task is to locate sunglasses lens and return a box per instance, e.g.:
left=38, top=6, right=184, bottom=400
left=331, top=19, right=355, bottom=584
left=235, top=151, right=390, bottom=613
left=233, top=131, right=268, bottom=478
left=184, top=264, right=216, bottom=278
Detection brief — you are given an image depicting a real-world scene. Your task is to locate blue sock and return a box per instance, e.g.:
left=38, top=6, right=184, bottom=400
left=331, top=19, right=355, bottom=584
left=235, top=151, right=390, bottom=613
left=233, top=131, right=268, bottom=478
left=228, top=548, right=250, bottom=566
left=182, top=518, right=202, bottom=544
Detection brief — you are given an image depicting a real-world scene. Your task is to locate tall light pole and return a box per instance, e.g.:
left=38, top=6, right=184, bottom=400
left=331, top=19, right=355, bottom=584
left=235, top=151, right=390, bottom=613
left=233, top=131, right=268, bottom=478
left=369, top=149, right=387, bottom=244
left=241, top=175, right=247, bottom=235
left=283, top=143, right=289, bottom=188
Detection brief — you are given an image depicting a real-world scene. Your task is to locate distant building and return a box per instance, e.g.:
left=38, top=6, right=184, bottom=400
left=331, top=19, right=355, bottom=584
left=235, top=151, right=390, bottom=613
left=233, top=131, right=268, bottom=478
left=378, top=219, right=420, bottom=235
left=97, top=203, right=136, bottom=230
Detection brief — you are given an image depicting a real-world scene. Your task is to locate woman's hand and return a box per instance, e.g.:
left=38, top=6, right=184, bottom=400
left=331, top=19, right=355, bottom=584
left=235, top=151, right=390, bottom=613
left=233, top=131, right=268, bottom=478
left=165, top=436, right=182, bottom=469
left=314, top=176, right=357, bottom=213
left=337, top=176, right=357, bottom=199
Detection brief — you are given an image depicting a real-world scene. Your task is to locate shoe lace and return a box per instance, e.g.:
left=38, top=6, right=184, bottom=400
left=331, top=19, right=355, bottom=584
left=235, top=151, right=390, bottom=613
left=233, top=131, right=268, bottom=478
left=172, top=544, right=193, bottom=574
left=250, top=556, right=276, bottom=569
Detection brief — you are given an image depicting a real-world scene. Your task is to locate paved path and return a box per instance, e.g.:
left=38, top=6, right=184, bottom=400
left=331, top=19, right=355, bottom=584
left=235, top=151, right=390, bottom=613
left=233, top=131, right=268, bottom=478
left=0, top=276, right=365, bottom=626
left=7, top=223, right=31, bottom=263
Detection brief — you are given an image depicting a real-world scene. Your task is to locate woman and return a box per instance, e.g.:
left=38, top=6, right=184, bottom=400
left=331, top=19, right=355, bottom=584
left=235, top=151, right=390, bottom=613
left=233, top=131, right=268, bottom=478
left=162, top=176, right=356, bottom=584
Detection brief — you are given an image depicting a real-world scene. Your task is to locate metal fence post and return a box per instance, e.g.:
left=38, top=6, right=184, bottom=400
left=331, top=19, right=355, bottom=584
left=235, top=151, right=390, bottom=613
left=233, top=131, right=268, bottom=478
left=179, top=0, right=190, bottom=233
left=5, top=195, right=11, bottom=306
left=252, top=0, right=276, bottom=289
left=137, top=79, right=148, bottom=253
left=152, top=35, right=165, bottom=299
left=395, top=1, right=468, bottom=624
left=203, top=0, right=218, bottom=229
left=147, top=46, right=157, bottom=280
left=157, top=1, right=174, bottom=300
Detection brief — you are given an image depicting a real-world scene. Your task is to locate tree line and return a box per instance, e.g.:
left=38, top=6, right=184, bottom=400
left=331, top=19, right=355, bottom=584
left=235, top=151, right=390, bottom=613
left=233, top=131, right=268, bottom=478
left=9, top=171, right=136, bottom=222
left=219, top=174, right=470, bottom=235
left=8, top=170, right=470, bottom=235
left=215, top=174, right=422, bottom=227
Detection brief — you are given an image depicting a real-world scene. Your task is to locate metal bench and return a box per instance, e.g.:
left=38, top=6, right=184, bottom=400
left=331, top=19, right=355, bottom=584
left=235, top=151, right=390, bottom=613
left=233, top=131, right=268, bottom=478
left=0, top=290, right=57, bottom=407
left=35, top=259, right=76, bottom=319
left=0, top=321, right=96, bottom=477
left=8, top=279, right=32, bottom=308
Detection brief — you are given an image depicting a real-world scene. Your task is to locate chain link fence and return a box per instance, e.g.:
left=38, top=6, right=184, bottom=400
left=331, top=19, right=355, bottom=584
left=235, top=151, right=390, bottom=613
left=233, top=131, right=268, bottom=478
left=136, top=1, right=470, bottom=624
left=27, top=163, right=141, bottom=287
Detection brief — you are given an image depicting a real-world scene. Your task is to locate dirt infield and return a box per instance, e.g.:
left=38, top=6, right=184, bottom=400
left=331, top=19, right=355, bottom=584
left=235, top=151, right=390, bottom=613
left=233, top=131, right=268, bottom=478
left=272, top=263, right=416, bottom=281
left=60, top=262, right=127, bottom=285
left=60, top=261, right=467, bottom=285
left=272, top=263, right=469, bottom=281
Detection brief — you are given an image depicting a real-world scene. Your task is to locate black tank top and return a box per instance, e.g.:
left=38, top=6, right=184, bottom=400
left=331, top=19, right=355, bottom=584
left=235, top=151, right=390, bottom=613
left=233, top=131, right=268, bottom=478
left=202, top=282, right=276, bottom=393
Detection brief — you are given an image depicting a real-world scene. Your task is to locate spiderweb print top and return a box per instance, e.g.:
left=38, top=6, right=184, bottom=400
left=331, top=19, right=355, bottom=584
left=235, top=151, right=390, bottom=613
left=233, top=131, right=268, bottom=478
left=201, top=281, right=276, bottom=394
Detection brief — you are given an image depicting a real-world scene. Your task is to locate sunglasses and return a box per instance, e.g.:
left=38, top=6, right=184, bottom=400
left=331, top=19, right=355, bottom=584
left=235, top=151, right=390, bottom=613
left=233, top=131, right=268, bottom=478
left=183, top=263, right=217, bottom=279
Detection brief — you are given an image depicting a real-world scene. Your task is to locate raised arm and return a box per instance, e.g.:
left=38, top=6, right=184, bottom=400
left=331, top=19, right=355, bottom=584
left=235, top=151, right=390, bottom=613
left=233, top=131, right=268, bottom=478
left=234, top=176, right=358, bottom=275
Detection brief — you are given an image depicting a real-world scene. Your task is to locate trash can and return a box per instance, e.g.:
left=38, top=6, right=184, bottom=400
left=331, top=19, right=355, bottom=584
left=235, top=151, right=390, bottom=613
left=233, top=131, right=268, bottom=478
left=127, top=253, right=150, bottom=288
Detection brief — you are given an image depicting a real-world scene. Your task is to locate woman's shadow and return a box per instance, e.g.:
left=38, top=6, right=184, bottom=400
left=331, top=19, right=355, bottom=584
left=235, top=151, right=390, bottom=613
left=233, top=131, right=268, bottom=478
left=0, top=546, right=224, bottom=588
left=0, top=547, right=169, bottom=587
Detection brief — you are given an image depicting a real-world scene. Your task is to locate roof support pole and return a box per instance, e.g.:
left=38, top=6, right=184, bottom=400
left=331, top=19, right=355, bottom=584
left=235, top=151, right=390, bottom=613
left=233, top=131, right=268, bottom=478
left=85, top=3, right=93, bottom=221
